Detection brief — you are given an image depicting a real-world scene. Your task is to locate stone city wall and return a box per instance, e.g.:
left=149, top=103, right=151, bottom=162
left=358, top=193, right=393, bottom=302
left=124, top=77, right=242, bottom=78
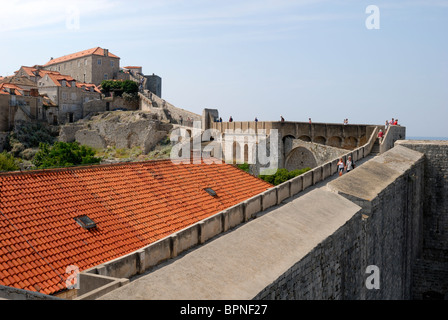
left=395, top=140, right=448, bottom=300
left=139, top=92, right=201, bottom=124
left=255, top=145, right=425, bottom=300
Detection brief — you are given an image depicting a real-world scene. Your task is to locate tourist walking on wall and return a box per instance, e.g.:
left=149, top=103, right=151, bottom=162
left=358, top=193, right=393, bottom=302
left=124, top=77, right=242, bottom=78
left=345, top=156, right=355, bottom=173
left=280, top=115, right=285, bottom=122
left=229, top=116, right=233, bottom=122
left=378, top=129, right=384, bottom=143
left=338, top=158, right=345, bottom=176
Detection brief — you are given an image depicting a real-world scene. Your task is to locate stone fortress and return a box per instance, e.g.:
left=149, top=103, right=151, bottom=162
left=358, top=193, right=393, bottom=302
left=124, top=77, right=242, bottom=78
left=0, top=47, right=447, bottom=301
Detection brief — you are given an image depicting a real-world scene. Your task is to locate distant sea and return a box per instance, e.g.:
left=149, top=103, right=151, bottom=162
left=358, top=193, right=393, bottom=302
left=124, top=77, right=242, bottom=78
left=407, top=137, right=448, bottom=141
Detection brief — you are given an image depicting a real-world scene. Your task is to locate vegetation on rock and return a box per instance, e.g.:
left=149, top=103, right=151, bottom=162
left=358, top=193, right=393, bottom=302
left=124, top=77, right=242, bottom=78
left=32, top=141, right=101, bottom=169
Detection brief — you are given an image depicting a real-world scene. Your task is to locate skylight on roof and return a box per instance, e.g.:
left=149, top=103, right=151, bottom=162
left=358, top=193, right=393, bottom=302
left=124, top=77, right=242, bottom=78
left=204, top=188, right=217, bottom=197
left=75, top=215, right=97, bottom=230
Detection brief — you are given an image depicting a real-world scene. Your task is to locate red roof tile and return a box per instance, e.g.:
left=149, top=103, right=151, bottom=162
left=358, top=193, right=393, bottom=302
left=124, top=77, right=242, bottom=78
left=44, top=47, right=119, bottom=66
left=0, top=160, right=272, bottom=295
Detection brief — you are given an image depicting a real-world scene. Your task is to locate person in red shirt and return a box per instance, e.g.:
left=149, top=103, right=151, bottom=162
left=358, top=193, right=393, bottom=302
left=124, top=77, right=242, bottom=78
left=394, top=119, right=398, bottom=125
left=378, top=129, right=384, bottom=142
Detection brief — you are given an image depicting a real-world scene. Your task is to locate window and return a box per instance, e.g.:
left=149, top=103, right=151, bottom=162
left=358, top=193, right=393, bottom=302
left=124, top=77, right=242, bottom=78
left=62, top=93, right=67, bottom=100
left=75, top=215, right=97, bottom=230
left=204, top=188, right=217, bottom=197
left=97, top=59, right=102, bottom=65
left=110, top=60, right=114, bottom=67
left=85, top=59, right=88, bottom=66
left=71, top=93, right=77, bottom=100
left=104, top=74, right=108, bottom=80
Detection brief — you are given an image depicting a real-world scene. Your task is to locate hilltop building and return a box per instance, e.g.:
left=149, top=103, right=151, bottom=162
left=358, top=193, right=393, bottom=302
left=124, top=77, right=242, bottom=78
left=43, top=47, right=120, bottom=86
left=41, top=47, right=162, bottom=98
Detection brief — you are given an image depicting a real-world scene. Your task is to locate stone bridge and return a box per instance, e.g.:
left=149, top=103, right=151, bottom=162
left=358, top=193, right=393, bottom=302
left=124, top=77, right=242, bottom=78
left=205, top=116, right=378, bottom=171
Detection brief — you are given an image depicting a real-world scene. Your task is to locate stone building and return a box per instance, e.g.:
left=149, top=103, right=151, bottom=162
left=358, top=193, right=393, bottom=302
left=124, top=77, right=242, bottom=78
left=37, top=71, right=101, bottom=125
left=0, top=81, right=41, bottom=132
left=43, top=47, right=120, bottom=86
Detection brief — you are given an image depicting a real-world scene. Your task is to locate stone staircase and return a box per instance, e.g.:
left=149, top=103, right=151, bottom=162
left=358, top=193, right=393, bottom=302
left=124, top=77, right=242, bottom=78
left=370, top=138, right=380, bottom=155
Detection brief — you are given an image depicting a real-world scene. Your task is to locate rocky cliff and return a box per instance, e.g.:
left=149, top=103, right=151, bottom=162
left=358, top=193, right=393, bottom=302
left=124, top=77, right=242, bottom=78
left=59, top=111, right=173, bottom=154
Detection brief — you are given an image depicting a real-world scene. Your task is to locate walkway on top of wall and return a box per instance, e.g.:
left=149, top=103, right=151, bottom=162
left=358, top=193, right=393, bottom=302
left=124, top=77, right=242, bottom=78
left=97, top=153, right=378, bottom=300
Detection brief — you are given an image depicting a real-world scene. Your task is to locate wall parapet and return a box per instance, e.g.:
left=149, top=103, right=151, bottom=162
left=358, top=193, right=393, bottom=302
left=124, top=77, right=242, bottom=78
left=380, top=125, right=406, bottom=154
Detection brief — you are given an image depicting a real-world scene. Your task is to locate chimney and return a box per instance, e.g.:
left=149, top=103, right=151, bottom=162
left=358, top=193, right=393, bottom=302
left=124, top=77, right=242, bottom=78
left=104, top=49, right=109, bottom=57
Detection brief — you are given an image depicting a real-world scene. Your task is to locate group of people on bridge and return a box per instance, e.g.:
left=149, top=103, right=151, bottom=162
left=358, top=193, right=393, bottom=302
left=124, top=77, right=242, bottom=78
left=337, top=156, right=356, bottom=176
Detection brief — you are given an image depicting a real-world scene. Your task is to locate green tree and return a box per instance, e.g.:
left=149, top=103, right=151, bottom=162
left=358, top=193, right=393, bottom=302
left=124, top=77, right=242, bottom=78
left=32, top=142, right=101, bottom=169
left=0, top=152, right=20, bottom=172
left=100, top=80, right=139, bottom=97
left=121, top=80, right=139, bottom=94
left=259, top=167, right=311, bottom=186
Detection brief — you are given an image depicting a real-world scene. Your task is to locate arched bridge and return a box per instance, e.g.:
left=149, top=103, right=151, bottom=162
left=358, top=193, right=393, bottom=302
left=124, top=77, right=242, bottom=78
left=207, top=119, right=378, bottom=171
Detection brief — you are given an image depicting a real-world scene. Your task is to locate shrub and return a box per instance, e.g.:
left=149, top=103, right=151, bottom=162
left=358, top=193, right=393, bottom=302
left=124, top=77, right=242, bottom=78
left=0, top=152, right=19, bottom=172
left=7, top=121, right=56, bottom=156
left=101, top=80, right=139, bottom=97
left=259, top=167, right=311, bottom=186
left=237, top=163, right=250, bottom=173
left=32, top=142, right=101, bottom=169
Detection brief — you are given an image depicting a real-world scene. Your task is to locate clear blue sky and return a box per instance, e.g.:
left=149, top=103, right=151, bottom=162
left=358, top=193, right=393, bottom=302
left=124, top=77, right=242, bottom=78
left=1, top=0, right=447, bottom=137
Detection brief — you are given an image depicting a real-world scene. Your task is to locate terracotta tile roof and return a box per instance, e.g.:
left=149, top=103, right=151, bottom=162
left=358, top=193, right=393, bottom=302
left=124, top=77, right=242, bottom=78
left=17, top=66, right=38, bottom=77
left=38, top=70, right=99, bottom=92
left=0, top=160, right=273, bottom=296
left=0, top=83, right=24, bottom=96
left=1, top=76, right=37, bottom=88
left=76, top=82, right=101, bottom=93
left=44, top=47, right=119, bottom=66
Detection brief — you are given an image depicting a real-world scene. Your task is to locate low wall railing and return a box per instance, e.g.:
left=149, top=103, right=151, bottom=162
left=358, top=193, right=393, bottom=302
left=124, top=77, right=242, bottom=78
left=379, top=125, right=406, bottom=154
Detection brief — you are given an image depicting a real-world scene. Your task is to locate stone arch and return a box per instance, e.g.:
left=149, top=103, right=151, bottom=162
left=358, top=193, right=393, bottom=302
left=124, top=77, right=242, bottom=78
left=313, top=136, right=326, bottom=145
left=282, top=134, right=296, bottom=156
left=232, top=141, right=241, bottom=164
left=344, top=136, right=358, bottom=148
left=327, top=136, right=342, bottom=148
left=244, top=144, right=249, bottom=163
left=285, top=147, right=318, bottom=171
left=297, top=135, right=311, bottom=142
